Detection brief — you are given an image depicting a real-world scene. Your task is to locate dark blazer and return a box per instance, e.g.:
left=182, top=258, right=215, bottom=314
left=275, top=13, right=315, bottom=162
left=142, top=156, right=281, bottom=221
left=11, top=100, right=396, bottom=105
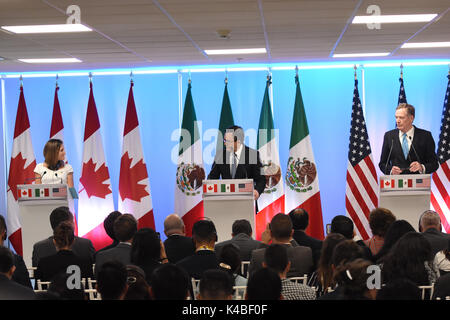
left=0, top=274, right=35, bottom=300
left=94, top=240, right=119, bottom=259
left=208, top=145, right=266, bottom=196
left=32, top=236, right=95, bottom=267
left=422, top=228, right=450, bottom=257
left=215, top=233, right=261, bottom=262
left=35, top=250, right=94, bottom=282
left=94, top=242, right=132, bottom=277
left=12, top=253, right=32, bottom=288
left=164, top=235, right=196, bottom=264
left=379, top=126, right=438, bottom=175
left=292, top=230, right=323, bottom=269
left=176, top=250, right=219, bottom=279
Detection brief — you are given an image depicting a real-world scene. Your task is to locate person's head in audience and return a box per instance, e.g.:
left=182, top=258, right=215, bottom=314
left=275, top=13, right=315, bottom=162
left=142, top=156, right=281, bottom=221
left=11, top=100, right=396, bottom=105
left=124, top=265, right=151, bottom=300
left=246, top=268, right=282, bottom=300
left=263, top=244, right=290, bottom=279
left=381, top=231, right=432, bottom=286
left=331, top=240, right=365, bottom=273
left=0, top=215, right=7, bottom=246
left=231, top=219, right=253, bottom=237
left=317, top=233, right=346, bottom=290
left=368, top=208, right=396, bottom=239
left=419, top=210, right=442, bottom=232
left=218, top=243, right=242, bottom=282
left=49, top=206, right=74, bottom=231
left=0, top=246, right=16, bottom=279
left=104, top=211, right=122, bottom=243
left=373, top=220, right=415, bottom=263
left=164, top=214, right=186, bottom=237
left=288, top=208, right=309, bottom=231
left=198, top=269, right=233, bottom=300
left=131, top=228, right=161, bottom=266
left=334, top=258, right=376, bottom=300
left=330, top=215, right=355, bottom=239
left=113, top=213, right=137, bottom=243
left=48, top=272, right=86, bottom=300
left=96, top=261, right=128, bottom=300
left=150, top=263, right=190, bottom=300
left=53, top=221, right=75, bottom=251
left=269, top=213, right=293, bottom=243
left=376, top=278, right=421, bottom=300
left=192, top=219, right=218, bottom=249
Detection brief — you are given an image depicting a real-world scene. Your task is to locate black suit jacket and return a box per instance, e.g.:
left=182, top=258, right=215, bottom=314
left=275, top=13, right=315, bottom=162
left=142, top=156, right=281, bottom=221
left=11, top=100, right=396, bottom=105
left=208, top=145, right=266, bottom=196
left=176, top=250, right=219, bottom=279
left=379, top=126, right=438, bottom=175
left=422, top=228, right=450, bottom=257
left=35, top=250, right=93, bottom=282
left=292, top=230, right=323, bottom=269
left=0, top=274, right=35, bottom=300
left=164, top=235, right=195, bottom=264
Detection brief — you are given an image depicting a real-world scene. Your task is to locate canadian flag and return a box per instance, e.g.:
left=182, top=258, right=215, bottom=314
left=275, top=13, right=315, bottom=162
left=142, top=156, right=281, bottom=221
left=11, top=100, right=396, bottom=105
left=78, top=81, right=114, bottom=251
left=118, top=81, right=155, bottom=229
left=6, top=85, right=36, bottom=256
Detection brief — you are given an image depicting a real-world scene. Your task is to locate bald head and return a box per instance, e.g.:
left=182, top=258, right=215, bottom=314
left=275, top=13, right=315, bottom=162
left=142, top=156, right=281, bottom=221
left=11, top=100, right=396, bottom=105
left=164, top=214, right=185, bottom=236
left=419, top=210, right=441, bottom=232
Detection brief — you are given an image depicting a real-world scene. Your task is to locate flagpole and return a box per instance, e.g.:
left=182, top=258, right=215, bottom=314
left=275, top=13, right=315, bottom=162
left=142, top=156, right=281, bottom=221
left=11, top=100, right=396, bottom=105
left=0, top=75, right=8, bottom=248
left=268, top=68, right=274, bottom=121
left=177, top=70, right=182, bottom=129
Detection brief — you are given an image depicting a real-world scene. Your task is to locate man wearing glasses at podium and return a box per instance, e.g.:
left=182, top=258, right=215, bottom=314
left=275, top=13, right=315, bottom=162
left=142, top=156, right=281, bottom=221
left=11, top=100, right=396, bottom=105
left=379, top=103, right=438, bottom=175
left=208, top=125, right=265, bottom=201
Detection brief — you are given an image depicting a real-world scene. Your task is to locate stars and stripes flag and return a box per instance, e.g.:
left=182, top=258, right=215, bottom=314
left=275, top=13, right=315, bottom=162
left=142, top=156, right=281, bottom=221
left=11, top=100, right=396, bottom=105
left=398, top=68, right=407, bottom=104
left=430, top=74, right=450, bottom=232
left=345, top=77, right=379, bottom=240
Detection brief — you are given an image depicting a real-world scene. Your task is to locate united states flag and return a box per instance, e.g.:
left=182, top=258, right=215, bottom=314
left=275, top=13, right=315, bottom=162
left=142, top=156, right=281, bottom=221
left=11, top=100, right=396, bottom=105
left=345, top=78, right=379, bottom=240
left=398, top=74, right=407, bottom=104
left=431, top=74, right=450, bottom=232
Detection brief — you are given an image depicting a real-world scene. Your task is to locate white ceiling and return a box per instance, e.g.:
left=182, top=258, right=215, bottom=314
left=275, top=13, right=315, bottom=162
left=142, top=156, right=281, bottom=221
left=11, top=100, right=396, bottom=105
left=0, top=0, right=449, bottom=72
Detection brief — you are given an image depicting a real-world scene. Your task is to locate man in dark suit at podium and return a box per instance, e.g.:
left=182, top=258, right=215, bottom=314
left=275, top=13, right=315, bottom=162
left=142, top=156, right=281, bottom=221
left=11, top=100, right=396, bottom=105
left=208, top=125, right=265, bottom=201
left=379, top=103, right=438, bottom=175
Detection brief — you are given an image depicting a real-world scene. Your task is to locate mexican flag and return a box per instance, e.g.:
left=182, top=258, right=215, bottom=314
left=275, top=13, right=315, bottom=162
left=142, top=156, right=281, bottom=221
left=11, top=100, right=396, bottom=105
left=174, top=81, right=205, bottom=236
left=118, top=80, right=155, bottom=230
left=285, top=74, right=324, bottom=240
left=215, top=80, right=234, bottom=160
left=256, top=77, right=285, bottom=240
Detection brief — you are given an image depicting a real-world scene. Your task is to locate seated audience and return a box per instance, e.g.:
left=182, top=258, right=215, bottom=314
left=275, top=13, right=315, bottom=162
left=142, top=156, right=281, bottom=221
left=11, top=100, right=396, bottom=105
left=47, top=272, right=86, bottom=300
left=0, top=247, right=35, bottom=300
left=332, top=259, right=377, bottom=300
left=432, top=273, right=450, bottom=300
left=218, top=243, right=247, bottom=287
left=363, top=208, right=396, bottom=256
left=150, top=263, right=190, bottom=300
left=163, top=214, right=195, bottom=263
left=197, top=269, right=233, bottom=300
left=434, top=239, right=450, bottom=276
left=124, top=265, right=151, bottom=300
left=95, top=211, right=122, bottom=257
left=376, top=278, right=421, bottom=300
left=419, top=210, right=450, bottom=257
left=96, top=261, right=128, bottom=300
left=246, top=268, right=282, bottom=300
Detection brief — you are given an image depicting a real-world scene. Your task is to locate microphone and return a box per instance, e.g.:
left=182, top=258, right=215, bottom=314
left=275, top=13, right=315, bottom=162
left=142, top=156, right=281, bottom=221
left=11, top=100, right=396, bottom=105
left=384, top=139, right=394, bottom=174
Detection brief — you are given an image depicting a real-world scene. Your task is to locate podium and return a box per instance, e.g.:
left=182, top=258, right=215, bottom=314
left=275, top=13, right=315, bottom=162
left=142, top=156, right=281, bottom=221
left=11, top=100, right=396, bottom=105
left=203, top=179, right=255, bottom=242
left=379, top=174, right=431, bottom=231
left=17, top=184, right=70, bottom=267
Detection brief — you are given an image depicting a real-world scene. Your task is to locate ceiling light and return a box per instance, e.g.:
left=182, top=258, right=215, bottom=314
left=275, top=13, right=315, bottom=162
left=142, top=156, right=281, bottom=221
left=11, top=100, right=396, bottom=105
left=401, top=42, right=450, bottom=48
left=352, top=14, right=437, bottom=24
left=18, top=58, right=82, bottom=63
left=205, top=48, right=267, bottom=55
left=1, top=24, right=92, bottom=34
left=333, top=53, right=390, bottom=58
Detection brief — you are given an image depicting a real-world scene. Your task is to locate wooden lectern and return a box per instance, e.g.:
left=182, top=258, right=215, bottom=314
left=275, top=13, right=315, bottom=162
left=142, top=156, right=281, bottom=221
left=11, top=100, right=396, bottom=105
left=202, top=179, right=255, bottom=242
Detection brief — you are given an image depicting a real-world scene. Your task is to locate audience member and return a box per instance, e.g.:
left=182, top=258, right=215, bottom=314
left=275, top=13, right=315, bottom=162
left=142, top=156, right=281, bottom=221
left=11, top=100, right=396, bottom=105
left=95, top=211, right=122, bottom=257
left=248, top=213, right=313, bottom=278
left=176, top=219, right=219, bottom=279
left=246, top=268, right=282, bottom=300
left=95, top=213, right=137, bottom=276
left=419, top=210, right=450, bottom=256
left=163, top=214, right=195, bottom=263
left=432, top=273, right=450, bottom=300
left=0, top=215, right=31, bottom=288
left=372, top=219, right=415, bottom=264
left=434, top=239, right=450, bottom=276
left=96, top=261, right=128, bottom=300
left=215, top=219, right=261, bottom=262
left=124, top=265, right=151, bottom=300
left=0, top=247, right=35, bottom=300
left=218, top=243, right=247, bottom=287
left=35, top=221, right=93, bottom=281
left=130, top=228, right=168, bottom=285
left=332, top=259, right=377, bottom=300
left=150, top=263, right=190, bottom=300
left=288, top=208, right=323, bottom=268
left=363, top=208, right=396, bottom=256
left=32, top=206, right=94, bottom=267
left=197, top=269, right=233, bottom=300
left=47, top=272, right=86, bottom=300
left=376, top=278, right=421, bottom=300
left=263, top=244, right=315, bottom=300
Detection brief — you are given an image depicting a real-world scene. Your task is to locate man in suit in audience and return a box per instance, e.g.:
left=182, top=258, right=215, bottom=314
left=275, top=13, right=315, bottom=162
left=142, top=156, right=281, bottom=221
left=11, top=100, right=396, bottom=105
left=176, top=219, right=219, bottom=279
left=0, top=247, right=35, bottom=300
left=419, top=210, right=450, bottom=257
left=288, top=208, right=322, bottom=269
left=95, top=211, right=122, bottom=258
left=215, top=219, right=261, bottom=262
left=163, top=214, right=195, bottom=263
left=248, top=213, right=313, bottom=278
left=95, top=214, right=137, bottom=277
left=32, top=206, right=94, bottom=267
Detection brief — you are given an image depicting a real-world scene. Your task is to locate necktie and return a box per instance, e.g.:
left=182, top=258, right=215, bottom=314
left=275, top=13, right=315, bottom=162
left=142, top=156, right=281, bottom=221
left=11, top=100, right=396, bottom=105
left=402, top=133, right=409, bottom=159
left=231, top=153, right=237, bottom=178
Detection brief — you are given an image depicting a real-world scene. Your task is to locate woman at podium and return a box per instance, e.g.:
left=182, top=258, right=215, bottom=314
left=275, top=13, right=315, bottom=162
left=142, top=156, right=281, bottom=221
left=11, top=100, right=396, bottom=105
left=34, top=139, right=74, bottom=187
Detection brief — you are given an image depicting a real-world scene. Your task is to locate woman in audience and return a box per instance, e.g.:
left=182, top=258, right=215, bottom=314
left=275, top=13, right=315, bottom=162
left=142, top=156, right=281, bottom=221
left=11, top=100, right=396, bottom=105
left=363, top=208, right=396, bottom=256
left=246, top=268, right=282, bottom=300
left=434, top=239, right=450, bottom=276
left=124, top=265, right=151, bottom=300
left=218, top=243, right=247, bottom=287
left=333, top=258, right=377, bottom=300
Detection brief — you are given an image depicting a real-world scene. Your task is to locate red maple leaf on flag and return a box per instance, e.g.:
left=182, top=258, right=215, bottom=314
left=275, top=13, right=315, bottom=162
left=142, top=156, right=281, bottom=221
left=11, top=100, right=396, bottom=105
left=119, top=152, right=149, bottom=202
left=79, top=159, right=112, bottom=199
left=8, top=153, right=36, bottom=201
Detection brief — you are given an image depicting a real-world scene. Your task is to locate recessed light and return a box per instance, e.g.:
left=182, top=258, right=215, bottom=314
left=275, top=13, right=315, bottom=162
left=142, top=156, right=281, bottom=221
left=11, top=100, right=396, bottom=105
left=352, top=14, right=437, bottom=24
left=1, top=24, right=92, bottom=34
left=333, top=53, right=390, bottom=58
left=18, top=58, right=82, bottom=63
left=401, top=42, right=450, bottom=48
left=205, top=48, right=267, bottom=55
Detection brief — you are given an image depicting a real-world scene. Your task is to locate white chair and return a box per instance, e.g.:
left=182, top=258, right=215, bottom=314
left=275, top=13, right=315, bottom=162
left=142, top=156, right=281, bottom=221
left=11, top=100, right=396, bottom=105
left=85, top=289, right=102, bottom=300
left=418, top=283, right=434, bottom=300
left=240, top=261, right=250, bottom=278
left=191, top=278, right=201, bottom=300
left=233, top=285, right=247, bottom=300
left=27, top=267, right=37, bottom=279
left=36, top=279, right=51, bottom=291
left=287, top=274, right=308, bottom=285
left=87, top=278, right=97, bottom=290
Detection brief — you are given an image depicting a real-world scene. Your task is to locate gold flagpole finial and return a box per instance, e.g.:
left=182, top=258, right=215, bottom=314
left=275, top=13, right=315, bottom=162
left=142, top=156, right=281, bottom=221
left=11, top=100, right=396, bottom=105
left=354, top=65, right=357, bottom=80
left=400, top=63, right=404, bottom=79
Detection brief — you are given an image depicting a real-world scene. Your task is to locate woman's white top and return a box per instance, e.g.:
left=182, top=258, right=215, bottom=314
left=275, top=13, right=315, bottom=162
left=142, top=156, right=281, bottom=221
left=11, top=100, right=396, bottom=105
left=34, top=162, right=73, bottom=185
